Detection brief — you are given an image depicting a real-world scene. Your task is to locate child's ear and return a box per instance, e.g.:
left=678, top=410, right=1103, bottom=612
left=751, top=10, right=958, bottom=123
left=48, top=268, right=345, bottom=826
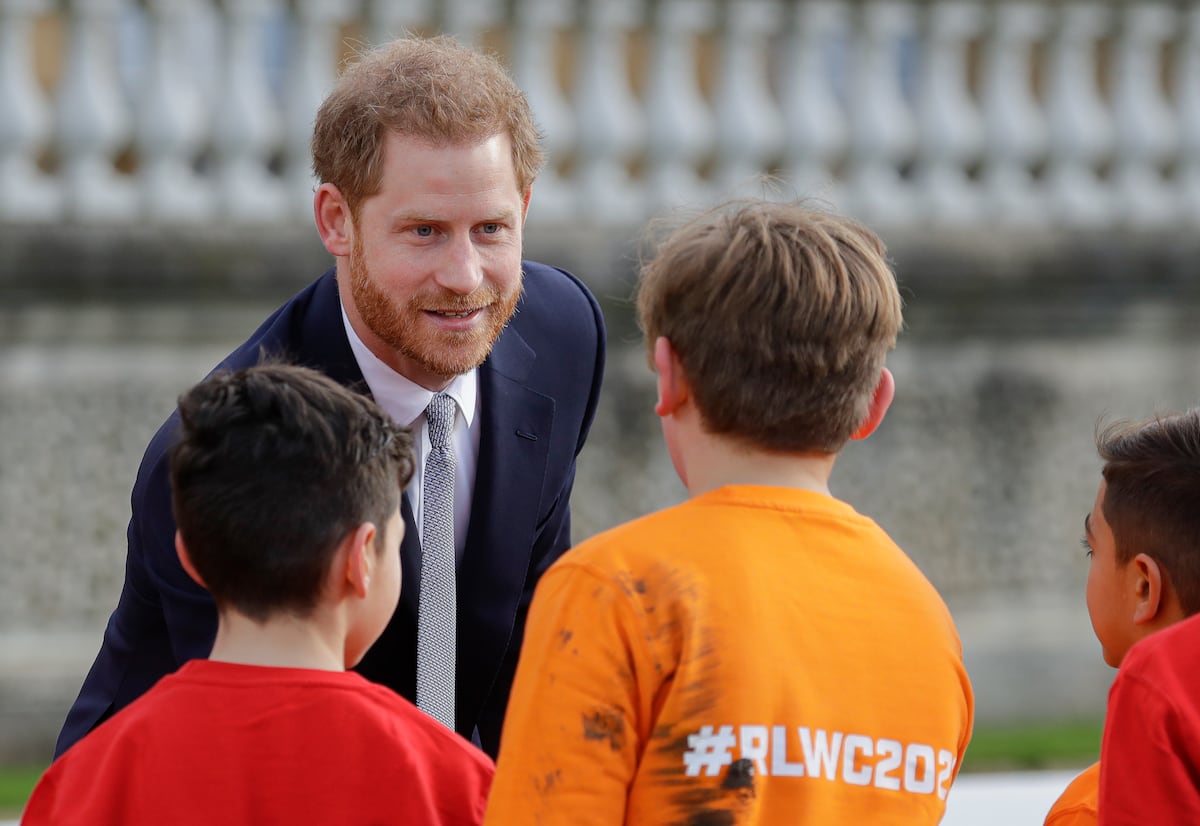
left=313, top=183, right=353, bottom=258
left=175, top=531, right=207, bottom=589
left=1131, top=552, right=1166, bottom=625
left=850, top=367, right=895, bottom=441
left=342, top=522, right=379, bottom=599
left=653, top=336, right=690, bottom=418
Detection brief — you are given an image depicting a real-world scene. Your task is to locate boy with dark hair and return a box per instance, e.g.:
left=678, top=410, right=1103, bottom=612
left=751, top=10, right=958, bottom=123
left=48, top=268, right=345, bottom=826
left=484, top=200, right=974, bottom=825
left=24, top=364, right=494, bottom=825
left=1044, top=409, right=1200, bottom=825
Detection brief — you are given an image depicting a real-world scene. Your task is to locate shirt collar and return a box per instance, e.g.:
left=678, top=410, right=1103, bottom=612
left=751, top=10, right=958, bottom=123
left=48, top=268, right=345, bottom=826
left=340, top=303, right=477, bottom=429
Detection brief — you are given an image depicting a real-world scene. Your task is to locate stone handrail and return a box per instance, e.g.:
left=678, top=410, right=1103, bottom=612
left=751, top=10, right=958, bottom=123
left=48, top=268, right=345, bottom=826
left=1, top=0, right=1197, bottom=232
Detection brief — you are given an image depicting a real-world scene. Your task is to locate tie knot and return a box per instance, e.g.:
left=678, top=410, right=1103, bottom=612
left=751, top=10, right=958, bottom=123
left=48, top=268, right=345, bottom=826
left=425, top=393, right=456, bottom=450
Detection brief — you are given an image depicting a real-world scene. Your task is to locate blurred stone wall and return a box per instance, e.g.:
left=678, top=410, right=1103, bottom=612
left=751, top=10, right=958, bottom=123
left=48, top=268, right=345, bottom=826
left=2, top=225, right=1199, bottom=765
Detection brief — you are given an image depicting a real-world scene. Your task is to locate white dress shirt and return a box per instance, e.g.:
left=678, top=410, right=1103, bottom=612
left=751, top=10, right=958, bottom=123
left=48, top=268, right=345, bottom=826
left=341, top=306, right=479, bottom=564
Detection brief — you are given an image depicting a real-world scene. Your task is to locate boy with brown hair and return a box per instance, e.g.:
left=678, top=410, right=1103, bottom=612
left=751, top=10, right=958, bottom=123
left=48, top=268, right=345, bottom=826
left=1043, top=409, right=1200, bottom=826
left=24, top=364, right=493, bottom=825
left=484, top=200, right=974, bottom=825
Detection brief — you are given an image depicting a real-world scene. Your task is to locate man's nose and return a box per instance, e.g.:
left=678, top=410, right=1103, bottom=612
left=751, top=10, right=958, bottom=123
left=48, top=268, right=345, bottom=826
left=436, top=234, right=485, bottom=295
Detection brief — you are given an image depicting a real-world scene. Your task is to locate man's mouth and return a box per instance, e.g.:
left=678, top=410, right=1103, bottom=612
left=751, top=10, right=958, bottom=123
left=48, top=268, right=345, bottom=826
left=430, top=308, right=481, bottom=319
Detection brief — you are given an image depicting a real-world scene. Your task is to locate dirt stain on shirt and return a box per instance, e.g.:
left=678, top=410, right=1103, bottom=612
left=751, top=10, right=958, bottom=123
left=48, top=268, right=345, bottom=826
left=686, top=812, right=736, bottom=826
left=534, top=768, right=563, bottom=795
left=720, top=759, right=755, bottom=792
left=581, top=707, right=627, bottom=752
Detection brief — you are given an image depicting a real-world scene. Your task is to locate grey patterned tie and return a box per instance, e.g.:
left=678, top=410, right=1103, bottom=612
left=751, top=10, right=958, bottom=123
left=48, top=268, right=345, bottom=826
left=416, top=392, right=456, bottom=728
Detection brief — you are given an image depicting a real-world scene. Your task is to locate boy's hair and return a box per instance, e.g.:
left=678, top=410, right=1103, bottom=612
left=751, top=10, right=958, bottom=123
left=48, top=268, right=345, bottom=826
left=311, top=34, right=544, bottom=219
left=636, top=199, right=903, bottom=453
left=1098, top=410, right=1200, bottom=616
left=169, top=364, right=415, bottom=622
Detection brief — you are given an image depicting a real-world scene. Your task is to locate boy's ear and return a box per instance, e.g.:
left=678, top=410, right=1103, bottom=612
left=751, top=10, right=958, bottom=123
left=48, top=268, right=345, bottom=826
left=314, top=183, right=352, bottom=258
left=175, top=531, right=206, bottom=589
left=653, top=336, right=689, bottom=417
left=850, top=367, right=896, bottom=441
left=1131, top=552, right=1167, bottom=626
left=341, top=522, right=379, bottom=600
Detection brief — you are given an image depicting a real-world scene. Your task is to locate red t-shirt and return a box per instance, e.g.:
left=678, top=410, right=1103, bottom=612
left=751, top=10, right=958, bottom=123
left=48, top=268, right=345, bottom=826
left=1099, top=613, right=1200, bottom=825
left=24, top=660, right=493, bottom=826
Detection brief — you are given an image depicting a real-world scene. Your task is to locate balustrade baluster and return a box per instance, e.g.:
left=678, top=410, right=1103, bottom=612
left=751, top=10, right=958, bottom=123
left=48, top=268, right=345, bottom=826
left=1111, top=2, right=1178, bottom=229
left=574, top=0, right=646, bottom=222
left=212, top=0, right=288, bottom=223
left=644, top=0, right=716, bottom=211
left=844, top=0, right=918, bottom=229
left=915, top=0, right=985, bottom=226
left=368, top=0, right=435, bottom=46
left=0, top=0, right=60, bottom=221
left=1044, top=2, right=1113, bottom=229
left=442, top=0, right=502, bottom=45
left=138, top=0, right=213, bottom=223
left=713, top=0, right=784, bottom=197
left=285, top=0, right=358, bottom=222
left=56, top=0, right=138, bottom=222
left=16, top=0, right=1200, bottom=233
left=780, top=1, right=849, bottom=210
left=1175, top=5, right=1200, bottom=223
left=980, top=2, right=1049, bottom=228
left=512, top=0, right=578, bottom=222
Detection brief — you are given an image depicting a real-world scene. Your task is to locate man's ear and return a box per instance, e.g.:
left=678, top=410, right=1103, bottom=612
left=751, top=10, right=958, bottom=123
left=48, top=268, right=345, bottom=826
left=850, top=367, right=895, bottom=441
left=314, top=183, right=353, bottom=257
left=341, top=522, right=379, bottom=600
left=175, top=530, right=206, bottom=589
left=653, top=337, right=689, bottom=418
left=1131, top=552, right=1167, bottom=625
left=520, top=186, right=532, bottom=224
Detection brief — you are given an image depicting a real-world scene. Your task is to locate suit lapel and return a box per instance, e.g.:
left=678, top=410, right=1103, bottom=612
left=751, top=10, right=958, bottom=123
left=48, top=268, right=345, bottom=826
left=293, top=273, right=552, bottom=733
left=456, top=324, right=553, bottom=729
left=397, top=492, right=421, bottom=618
left=289, top=270, right=367, bottom=392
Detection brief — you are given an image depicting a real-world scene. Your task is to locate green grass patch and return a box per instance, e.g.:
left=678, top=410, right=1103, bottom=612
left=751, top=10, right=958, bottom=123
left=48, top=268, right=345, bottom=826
left=962, top=718, right=1103, bottom=773
left=0, top=764, right=46, bottom=818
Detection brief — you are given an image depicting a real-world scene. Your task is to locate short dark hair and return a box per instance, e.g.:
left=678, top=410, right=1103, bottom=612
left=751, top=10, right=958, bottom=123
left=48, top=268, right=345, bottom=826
left=169, top=364, right=414, bottom=621
left=636, top=200, right=902, bottom=453
left=1098, top=409, right=1200, bottom=616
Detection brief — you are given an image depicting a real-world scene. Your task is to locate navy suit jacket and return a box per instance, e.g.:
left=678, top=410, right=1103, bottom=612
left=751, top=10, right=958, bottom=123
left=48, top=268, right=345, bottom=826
left=56, top=261, right=606, bottom=758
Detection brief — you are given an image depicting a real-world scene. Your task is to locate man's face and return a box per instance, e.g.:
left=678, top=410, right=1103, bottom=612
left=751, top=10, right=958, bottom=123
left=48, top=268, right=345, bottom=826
left=344, top=132, right=528, bottom=390
left=1084, top=480, right=1137, bottom=667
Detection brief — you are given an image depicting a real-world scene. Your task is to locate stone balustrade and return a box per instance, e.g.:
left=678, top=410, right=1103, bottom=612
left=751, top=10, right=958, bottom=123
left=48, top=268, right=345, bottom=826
left=1, top=0, right=1197, bottom=232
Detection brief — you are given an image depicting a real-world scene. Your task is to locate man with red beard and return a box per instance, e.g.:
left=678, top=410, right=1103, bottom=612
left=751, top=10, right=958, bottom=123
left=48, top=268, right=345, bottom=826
left=54, top=35, right=606, bottom=760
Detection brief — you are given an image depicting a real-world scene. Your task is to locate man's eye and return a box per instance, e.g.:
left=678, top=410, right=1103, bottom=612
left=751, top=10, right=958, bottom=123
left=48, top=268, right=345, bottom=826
left=1080, top=536, right=1093, bottom=558
left=415, top=225, right=434, bottom=237
left=481, top=223, right=500, bottom=234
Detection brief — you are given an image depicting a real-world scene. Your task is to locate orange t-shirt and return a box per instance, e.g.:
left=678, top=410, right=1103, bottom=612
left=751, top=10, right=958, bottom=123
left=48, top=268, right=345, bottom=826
left=485, top=486, right=974, bottom=825
left=1045, top=762, right=1100, bottom=826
